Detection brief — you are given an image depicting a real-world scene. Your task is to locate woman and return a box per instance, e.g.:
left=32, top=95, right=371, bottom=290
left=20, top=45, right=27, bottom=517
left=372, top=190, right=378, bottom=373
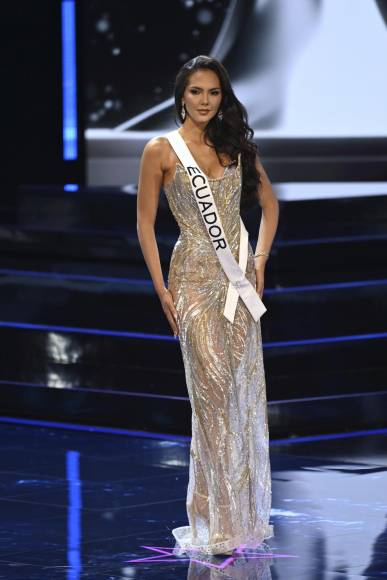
left=137, top=55, right=279, bottom=556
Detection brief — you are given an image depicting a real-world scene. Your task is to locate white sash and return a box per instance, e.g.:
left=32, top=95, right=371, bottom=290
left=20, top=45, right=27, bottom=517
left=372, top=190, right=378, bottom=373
left=164, top=129, right=267, bottom=323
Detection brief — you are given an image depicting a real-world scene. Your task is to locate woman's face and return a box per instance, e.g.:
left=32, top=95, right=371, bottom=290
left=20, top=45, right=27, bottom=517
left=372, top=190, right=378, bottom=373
left=182, top=68, right=223, bottom=124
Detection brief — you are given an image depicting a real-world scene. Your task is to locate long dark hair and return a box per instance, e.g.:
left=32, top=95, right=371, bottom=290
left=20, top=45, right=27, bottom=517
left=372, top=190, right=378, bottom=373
left=173, top=55, right=261, bottom=210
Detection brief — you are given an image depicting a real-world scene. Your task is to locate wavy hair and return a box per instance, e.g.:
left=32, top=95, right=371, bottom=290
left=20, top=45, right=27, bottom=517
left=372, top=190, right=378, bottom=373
left=173, top=55, right=261, bottom=210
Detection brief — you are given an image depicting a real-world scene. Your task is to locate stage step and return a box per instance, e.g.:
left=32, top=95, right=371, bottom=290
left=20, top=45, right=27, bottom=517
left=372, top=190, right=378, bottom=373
left=0, top=269, right=385, bottom=341
left=0, top=187, right=385, bottom=435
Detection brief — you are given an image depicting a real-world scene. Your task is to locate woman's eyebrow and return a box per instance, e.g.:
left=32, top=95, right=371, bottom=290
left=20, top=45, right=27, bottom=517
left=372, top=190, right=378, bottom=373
left=188, top=85, right=221, bottom=90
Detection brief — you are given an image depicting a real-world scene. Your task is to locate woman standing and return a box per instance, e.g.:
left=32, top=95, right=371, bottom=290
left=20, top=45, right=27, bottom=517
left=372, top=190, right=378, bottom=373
left=137, top=55, right=279, bottom=556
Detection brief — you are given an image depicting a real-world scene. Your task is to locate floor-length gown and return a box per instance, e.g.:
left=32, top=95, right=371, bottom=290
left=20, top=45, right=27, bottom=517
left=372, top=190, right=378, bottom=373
left=163, top=146, right=274, bottom=556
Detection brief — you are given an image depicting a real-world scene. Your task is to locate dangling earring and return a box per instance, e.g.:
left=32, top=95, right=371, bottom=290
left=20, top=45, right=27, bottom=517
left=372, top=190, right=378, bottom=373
left=181, top=102, right=186, bottom=121
left=217, top=109, right=223, bottom=121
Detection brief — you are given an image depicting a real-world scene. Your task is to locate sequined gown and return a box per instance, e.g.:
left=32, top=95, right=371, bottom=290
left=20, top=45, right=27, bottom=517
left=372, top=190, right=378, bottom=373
left=163, top=150, right=274, bottom=556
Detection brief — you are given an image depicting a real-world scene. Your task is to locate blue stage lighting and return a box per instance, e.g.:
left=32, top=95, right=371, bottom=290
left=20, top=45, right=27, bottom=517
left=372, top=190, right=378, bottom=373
left=61, top=0, right=78, bottom=160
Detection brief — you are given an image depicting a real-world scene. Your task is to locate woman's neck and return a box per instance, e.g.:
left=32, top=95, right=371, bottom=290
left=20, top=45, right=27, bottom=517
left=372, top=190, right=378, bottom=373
left=179, top=119, right=207, bottom=144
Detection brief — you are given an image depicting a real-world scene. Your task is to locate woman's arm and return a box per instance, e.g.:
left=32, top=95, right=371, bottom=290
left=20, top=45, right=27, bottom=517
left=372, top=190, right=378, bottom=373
left=253, top=156, right=280, bottom=298
left=136, top=138, right=179, bottom=336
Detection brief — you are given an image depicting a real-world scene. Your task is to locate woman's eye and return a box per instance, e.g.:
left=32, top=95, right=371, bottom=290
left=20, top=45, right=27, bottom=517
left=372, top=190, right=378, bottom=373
left=190, top=90, right=220, bottom=95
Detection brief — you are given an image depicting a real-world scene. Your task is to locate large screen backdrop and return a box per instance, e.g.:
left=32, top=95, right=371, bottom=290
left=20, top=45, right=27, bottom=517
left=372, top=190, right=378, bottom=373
left=83, top=0, right=387, bottom=186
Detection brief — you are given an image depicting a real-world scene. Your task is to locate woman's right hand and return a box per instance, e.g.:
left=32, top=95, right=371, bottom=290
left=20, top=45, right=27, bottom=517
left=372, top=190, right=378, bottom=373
left=159, top=288, right=179, bottom=337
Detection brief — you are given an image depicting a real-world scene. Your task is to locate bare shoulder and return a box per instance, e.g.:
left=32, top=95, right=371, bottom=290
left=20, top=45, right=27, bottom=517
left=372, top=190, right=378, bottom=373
left=254, top=152, right=264, bottom=172
left=255, top=153, right=271, bottom=181
left=142, top=136, right=171, bottom=171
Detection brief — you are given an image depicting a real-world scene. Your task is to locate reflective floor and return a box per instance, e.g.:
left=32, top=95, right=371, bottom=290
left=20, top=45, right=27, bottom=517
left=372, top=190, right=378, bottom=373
left=0, top=421, right=386, bottom=579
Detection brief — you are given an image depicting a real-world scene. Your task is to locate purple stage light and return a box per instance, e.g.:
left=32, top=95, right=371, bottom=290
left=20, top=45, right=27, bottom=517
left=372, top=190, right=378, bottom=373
left=126, top=544, right=298, bottom=571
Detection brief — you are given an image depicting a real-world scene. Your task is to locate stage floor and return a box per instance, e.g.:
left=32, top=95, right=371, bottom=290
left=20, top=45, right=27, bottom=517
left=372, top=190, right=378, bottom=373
left=0, top=420, right=386, bottom=579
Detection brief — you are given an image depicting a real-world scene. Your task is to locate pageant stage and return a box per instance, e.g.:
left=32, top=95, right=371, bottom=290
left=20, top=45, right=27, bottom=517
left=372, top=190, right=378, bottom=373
left=0, top=419, right=386, bottom=578
left=0, top=182, right=386, bottom=576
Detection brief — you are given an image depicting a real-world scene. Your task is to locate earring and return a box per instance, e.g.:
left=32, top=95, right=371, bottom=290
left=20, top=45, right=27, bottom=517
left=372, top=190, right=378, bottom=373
left=217, top=109, right=223, bottom=121
left=181, top=103, right=186, bottom=121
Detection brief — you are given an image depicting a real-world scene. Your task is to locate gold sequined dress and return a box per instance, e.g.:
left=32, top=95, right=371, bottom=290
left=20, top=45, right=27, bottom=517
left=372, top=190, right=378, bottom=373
left=163, top=150, right=274, bottom=556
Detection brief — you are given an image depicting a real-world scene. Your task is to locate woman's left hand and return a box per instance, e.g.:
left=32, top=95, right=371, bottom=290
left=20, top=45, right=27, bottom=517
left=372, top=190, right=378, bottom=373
left=255, top=264, right=265, bottom=299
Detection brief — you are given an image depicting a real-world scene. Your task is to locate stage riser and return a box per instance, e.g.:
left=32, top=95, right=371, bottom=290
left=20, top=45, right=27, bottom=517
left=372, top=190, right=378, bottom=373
left=268, top=391, right=387, bottom=438
left=0, top=276, right=385, bottom=340
left=0, top=229, right=386, bottom=279
left=0, top=382, right=385, bottom=438
left=9, top=189, right=387, bottom=237
left=0, top=329, right=385, bottom=402
left=0, top=190, right=385, bottom=434
left=0, top=192, right=386, bottom=287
